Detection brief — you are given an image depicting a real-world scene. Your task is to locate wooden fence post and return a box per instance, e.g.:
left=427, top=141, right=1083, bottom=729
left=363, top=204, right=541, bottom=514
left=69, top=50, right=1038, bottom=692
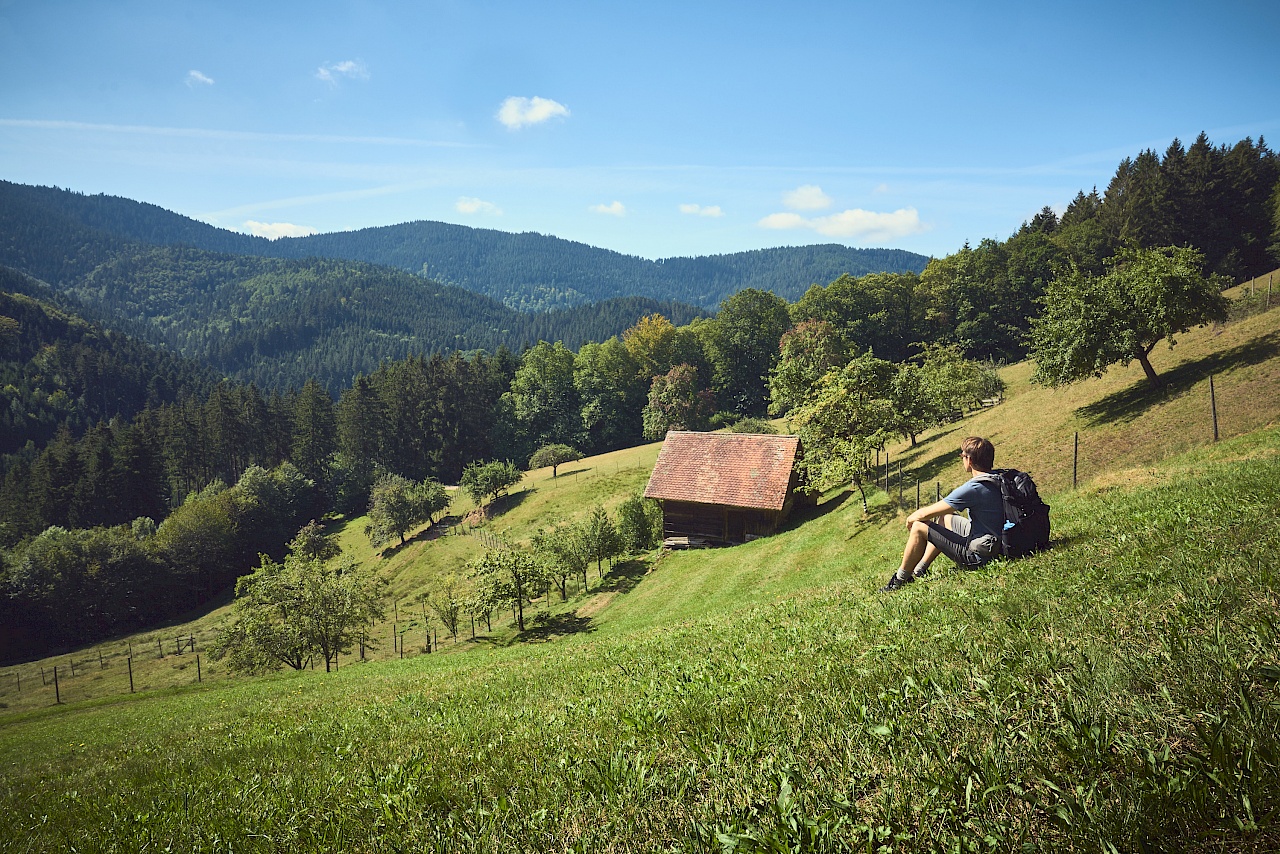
left=1210, top=374, right=1219, bottom=442
left=1073, top=432, right=1079, bottom=490
left=53, top=666, right=60, bottom=705
left=128, top=657, right=134, bottom=693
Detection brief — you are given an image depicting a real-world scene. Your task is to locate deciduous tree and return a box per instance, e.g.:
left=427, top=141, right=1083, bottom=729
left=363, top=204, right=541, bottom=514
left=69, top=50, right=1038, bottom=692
left=209, top=526, right=385, bottom=673
left=460, top=460, right=523, bottom=508
left=528, top=443, right=583, bottom=478
left=467, top=548, right=544, bottom=633
left=788, top=353, right=897, bottom=511
left=641, top=364, right=715, bottom=439
left=1030, top=245, right=1229, bottom=389
left=364, top=473, right=450, bottom=547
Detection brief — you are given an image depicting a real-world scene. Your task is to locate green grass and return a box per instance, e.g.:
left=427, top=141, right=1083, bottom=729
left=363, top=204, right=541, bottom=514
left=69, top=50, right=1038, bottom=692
left=3, top=303, right=1280, bottom=851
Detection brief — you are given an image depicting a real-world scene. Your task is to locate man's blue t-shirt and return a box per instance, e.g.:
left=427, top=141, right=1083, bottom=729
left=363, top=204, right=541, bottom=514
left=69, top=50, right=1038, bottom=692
left=943, top=475, right=1006, bottom=539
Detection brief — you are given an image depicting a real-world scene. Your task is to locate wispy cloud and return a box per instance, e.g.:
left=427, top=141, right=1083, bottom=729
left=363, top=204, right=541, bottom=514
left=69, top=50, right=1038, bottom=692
left=243, top=220, right=319, bottom=239
left=758, top=207, right=927, bottom=241
left=0, top=118, right=475, bottom=148
left=316, top=60, right=369, bottom=84
left=185, top=70, right=214, bottom=87
left=589, top=201, right=626, bottom=217
left=783, top=184, right=832, bottom=211
left=679, top=203, right=723, bottom=217
left=497, top=96, right=569, bottom=130
left=456, top=196, right=502, bottom=215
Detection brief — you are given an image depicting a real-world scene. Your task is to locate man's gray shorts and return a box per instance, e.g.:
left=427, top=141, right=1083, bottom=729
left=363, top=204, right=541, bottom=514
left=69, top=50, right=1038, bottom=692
left=924, top=514, right=1000, bottom=568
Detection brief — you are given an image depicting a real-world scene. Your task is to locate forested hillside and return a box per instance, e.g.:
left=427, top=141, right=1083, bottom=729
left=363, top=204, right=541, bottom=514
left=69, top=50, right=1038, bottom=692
left=0, top=268, right=219, bottom=457
left=0, top=181, right=929, bottom=311
left=0, top=190, right=708, bottom=392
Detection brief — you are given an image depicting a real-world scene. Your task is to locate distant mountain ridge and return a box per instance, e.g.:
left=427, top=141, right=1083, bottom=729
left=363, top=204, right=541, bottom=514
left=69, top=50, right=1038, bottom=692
left=0, top=182, right=930, bottom=311
left=0, top=182, right=706, bottom=392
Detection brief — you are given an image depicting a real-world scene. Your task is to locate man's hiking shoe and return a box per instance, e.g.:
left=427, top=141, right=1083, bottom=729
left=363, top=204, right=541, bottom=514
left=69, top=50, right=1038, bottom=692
left=880, top=571, right=913, bottom=592
left=913, top=566, right=930, bottom=579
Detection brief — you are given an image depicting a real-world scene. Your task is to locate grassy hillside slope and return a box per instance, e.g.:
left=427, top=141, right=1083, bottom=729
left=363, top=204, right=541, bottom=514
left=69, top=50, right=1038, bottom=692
left=1, top=295, right=1278, bottom=852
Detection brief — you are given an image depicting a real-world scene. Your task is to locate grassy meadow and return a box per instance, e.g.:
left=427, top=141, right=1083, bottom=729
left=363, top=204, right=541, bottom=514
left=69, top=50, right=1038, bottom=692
left=1, top=291, right=1279, bottom=851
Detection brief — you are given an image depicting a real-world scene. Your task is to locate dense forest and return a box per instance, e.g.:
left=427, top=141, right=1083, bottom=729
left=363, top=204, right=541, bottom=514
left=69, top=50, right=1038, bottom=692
left=0, top=180, right=929, bottom=311
left=2, top=131, right=1278, bottom=663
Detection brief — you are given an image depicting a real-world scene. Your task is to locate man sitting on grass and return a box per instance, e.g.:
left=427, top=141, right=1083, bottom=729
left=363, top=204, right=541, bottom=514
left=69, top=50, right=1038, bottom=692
left=881, top=436, right=1006, bottom=592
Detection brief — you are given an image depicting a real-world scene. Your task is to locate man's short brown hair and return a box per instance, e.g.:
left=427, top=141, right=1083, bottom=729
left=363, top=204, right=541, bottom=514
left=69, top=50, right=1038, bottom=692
left=961, top=436, right=995, bottom=470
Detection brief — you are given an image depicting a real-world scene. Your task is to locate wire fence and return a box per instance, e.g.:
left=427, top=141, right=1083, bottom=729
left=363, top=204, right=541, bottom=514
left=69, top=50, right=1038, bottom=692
left=870, top=361, right=1245, bottom=511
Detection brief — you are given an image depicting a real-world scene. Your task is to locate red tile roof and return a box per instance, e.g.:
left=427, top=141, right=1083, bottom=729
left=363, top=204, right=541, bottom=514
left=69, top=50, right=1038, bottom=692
left=644, top=431, right=801, bottom=511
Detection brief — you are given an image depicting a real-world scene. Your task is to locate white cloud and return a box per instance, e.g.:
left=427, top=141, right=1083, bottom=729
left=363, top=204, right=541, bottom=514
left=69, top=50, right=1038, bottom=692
left=758, top=207, right=927, bottom=242
left=873, top=183, right=891, bottom=194
left=589, top=201, right=626, bottom=217
left=456, top=196, right=502, bottom=215
left=679, top=203, right=723, bottom=217
left=783, top=184, right=833, bottom=211
left=496, top=96, right=570, bottom=130
left=316, top=60, right=370, bottom=84
left=186, top=70, right=214, bottom=87
left=243, top=220, right=320, bottom=239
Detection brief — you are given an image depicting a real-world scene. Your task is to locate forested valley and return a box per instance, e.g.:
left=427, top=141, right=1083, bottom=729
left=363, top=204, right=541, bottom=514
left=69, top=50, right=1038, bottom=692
left=1, top=131, right=1278, bottom=664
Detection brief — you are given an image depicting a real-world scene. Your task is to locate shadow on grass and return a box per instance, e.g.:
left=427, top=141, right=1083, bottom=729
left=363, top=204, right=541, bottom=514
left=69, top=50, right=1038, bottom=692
left=521, top=611, right=596, bottom=641
left=486, top=488, right=532, bottom=517
left=780, top=490, right=855, bottom=533
left=594, top=558, right=649, bottom=596
left=545, top=466, right=591, bottom=482
left=374, top=515, right=459, bottom=558
left=1076, top=331, right=1280, bottom=427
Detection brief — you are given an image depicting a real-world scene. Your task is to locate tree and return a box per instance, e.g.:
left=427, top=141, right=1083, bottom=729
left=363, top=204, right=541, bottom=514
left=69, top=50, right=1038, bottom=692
left=616, top=495, right=663, bottom=553
left=425, top=576, right=465, bottom=641
left=291, top=519, right=341, bottom=561
left=290, top=378, right=337, bottom=488
left=467, top=548, right=544, bottom=633
left=914, top=343, right=1003, bottom=421
left=702, top=288, right=792, bottom=414
left=460, top=460, right=523, bottom=508
left=622, top=313, right=680, bottom=383
left=209, top=526, right=385, bottom=673
left=1030, top=245, right=1229, bottom=389
left=528, top=443, right=583, bottom=478
left=788, top=353, right=898, bottom=511
left=767, top=319, right=848, bottom=416
left=574, top=337, right=645, bottom=453
left=642, top=364, right=716, bottom=439
left=364, top=473, right=450, bottom=548
left=532, top=522, right=591, bottom=598
left=582, top=506, right=621, bottom=578
left=506, top=340, right=580, bottom=457
left=889, top=362, right=941, bottom=447
left=334, top=373, right=388, bottom=508
left=1269, top=177, right=1280, bottom=266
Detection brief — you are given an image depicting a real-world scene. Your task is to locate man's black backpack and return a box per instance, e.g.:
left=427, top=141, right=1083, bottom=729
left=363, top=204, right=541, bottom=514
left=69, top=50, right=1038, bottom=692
left=983, top=469, right=1051, bottom=558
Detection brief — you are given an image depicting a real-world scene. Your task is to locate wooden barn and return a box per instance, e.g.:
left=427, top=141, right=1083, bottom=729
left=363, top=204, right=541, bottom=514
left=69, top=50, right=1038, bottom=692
left=643, top=431, right=806, bottom=546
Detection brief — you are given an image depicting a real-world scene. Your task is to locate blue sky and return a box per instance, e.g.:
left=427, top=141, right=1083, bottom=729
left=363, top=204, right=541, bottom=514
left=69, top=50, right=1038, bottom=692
left=2, top=0, right=1277, bottom=261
